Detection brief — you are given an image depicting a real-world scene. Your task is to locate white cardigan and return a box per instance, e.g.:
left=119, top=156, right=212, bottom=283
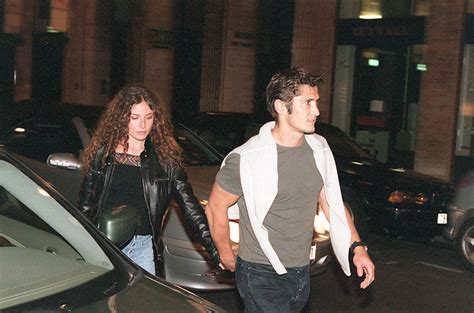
left=225, top=121, right=351, bottom=275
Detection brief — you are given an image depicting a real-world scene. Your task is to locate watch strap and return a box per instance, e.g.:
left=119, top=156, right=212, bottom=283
left=350, top=241, right=368, bottom=254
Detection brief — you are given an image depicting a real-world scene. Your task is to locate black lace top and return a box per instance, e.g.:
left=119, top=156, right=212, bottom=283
left=101, top=153, right=152, bottom=235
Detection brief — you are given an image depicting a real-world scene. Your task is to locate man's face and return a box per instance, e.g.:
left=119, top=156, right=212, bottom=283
left=285, top=84, right=320, bottom=134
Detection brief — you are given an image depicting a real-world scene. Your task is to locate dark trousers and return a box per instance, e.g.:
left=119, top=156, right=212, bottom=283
left=236, top=256, right=310, bottom=313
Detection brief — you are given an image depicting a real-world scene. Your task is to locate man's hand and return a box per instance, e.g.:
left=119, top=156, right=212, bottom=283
left=206, top=182, right=240, bottom=273
left=219, top=250, right=237, bottom=272
left=353, top=247, right=375, bottom=289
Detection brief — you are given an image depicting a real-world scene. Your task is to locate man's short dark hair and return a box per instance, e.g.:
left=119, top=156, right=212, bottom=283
left=265, top=67, right=323, bottom=118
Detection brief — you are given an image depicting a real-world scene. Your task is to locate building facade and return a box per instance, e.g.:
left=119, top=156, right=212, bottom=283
left=1, top=0, right=473, bottom=181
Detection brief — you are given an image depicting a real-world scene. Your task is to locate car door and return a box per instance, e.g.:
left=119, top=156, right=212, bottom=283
left=0, top=152, right=225, bottom=312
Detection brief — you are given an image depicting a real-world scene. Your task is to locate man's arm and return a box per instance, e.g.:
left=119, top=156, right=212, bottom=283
left=205, top=182, right=240, bottom=272
left=318, top=187, right=375, bottom=289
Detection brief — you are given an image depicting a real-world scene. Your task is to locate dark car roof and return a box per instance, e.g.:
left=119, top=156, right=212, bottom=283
left=181, top=111, right=371, bottom=159
left=182, top=110, right=454, bottom=190
left=0, top=104, right=105, bottom=162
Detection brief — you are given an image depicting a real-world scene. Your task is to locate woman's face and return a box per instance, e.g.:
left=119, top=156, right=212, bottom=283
left=128, top=100, right=154, bottom=143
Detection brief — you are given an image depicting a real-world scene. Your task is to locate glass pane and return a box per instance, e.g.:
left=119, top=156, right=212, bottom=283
left=0, top=159, right=114, bottom=308
left=174, top=126, right=222, bottom=166
left=456, top=45, right=474, bottom=158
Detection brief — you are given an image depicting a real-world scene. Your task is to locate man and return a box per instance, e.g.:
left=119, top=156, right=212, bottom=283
left=205, top=68, right=375, bottom=312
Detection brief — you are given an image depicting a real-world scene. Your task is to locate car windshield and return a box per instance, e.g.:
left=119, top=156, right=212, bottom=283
left=174, top=125, right=223, bottom=166
left=316, top=124, right=373, bottom=161
left=0, top=118, right=85, bottom=162
left=0, top=159, right=113, bottom=309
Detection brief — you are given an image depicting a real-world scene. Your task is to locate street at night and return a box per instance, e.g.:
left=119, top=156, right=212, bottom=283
left=197, top=235, right=474, bottom=313
left=2, top=1, right=474, bottom=312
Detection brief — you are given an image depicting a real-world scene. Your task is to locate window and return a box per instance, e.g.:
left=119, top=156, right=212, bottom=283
left=0, top=159, right=113, bottom=308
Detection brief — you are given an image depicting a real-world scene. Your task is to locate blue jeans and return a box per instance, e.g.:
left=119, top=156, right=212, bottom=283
left=121, top=235, right=156, bottom=275
left=236, top=256, right=310, bottom=313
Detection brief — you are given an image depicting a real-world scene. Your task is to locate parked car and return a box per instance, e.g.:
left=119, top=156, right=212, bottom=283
left=443, top=170, right=474, bottom=272
left=181, top=112, right=257, bottom=156
left=183, top=112, right=455, bottom=239
left=0, top=147, right=225, bottom=312
left=0, top=103, right=103, bottom=162
left=1, top=107, right=333, bottom=291
left=0, top=99, right=44, bottom=134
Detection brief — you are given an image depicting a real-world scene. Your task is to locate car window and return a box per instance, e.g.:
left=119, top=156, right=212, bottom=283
left=322, top=130, right=372, bottom=160
left=174, top=125, right=222, bottom=166
left=316, top=124, right=373, bottom=161
left=2, top=118, right=84, bottom=162
left=189, top=115, right=249, bottom=155
left=245, top=122, right=262, bottom=139
left=0, top=159, right=113, bottom=309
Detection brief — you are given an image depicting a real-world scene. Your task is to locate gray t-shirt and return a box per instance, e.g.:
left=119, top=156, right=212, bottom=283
left=216, top=138, right=323, bottom=267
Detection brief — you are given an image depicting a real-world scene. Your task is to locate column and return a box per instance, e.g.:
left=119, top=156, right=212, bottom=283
left=200, top=0, right=257, bottom=113
left=138, top=0, right=175, bottom=113
left=291, top=0, right=338, bottom=122
left=63, top=1, right=113, bottom=106
left=414, top=0, right=467, bottom=180
left=6, top=0, right=33, bottom=102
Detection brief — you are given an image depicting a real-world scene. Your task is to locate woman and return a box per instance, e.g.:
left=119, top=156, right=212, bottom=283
left=79, top=84, right=219, bottom=274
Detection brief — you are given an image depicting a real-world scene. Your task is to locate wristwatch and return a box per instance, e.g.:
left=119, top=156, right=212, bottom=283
left=350, top=241, right=368, bottom=254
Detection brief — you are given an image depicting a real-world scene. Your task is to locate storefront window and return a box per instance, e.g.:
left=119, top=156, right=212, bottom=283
left=454, top=4, right=474, bottom=179
left=335, top=2, right=426, bottom=167
left=456, top=44, right=474, bottom=158
left=346, top=44, right=423, bottom=167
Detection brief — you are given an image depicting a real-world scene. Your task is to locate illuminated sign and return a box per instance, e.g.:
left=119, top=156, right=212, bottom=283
left=416, top=63, right=427, bottom=71
left=368, top=59, right=379, bottom=67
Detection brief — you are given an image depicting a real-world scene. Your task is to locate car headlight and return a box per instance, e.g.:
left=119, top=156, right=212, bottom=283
left=314, top=205, right=330, bottom=235
left=388, top=191, right=429, bottom=205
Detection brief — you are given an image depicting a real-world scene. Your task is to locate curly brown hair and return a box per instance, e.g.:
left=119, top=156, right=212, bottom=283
left=82, top=84, right=182, bottom=173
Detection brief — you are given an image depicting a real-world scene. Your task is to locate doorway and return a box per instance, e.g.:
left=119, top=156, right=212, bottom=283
left=352, top=47, right=409, bottom=165
left=0, top=35, right=16, bottom=107
left=31, top=32, right=67, bottom=104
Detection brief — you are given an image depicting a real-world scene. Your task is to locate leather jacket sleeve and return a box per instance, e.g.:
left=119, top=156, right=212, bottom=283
left=171, top=165, right=221, bottom=267
left=78, top=147, right=106, bottom=221
left=78, top=168, right=101, bottom=221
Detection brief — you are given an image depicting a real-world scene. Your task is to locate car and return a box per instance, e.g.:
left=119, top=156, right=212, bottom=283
left=1, top=107, right=333, bottom=291
left=182, top=112, right=456, bottom=239
left=0, top=147, right=225, bottom=312
left=0, top=99, right=43, bottom=134
left=443, top=171, right=474, bottom=272
left=181, top=112, right=257, bottom=156
left=0, top=103, right=104, bottom=162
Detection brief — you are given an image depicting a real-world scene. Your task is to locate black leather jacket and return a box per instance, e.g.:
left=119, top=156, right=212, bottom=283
left=79, top=141, right=220, bottom=266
